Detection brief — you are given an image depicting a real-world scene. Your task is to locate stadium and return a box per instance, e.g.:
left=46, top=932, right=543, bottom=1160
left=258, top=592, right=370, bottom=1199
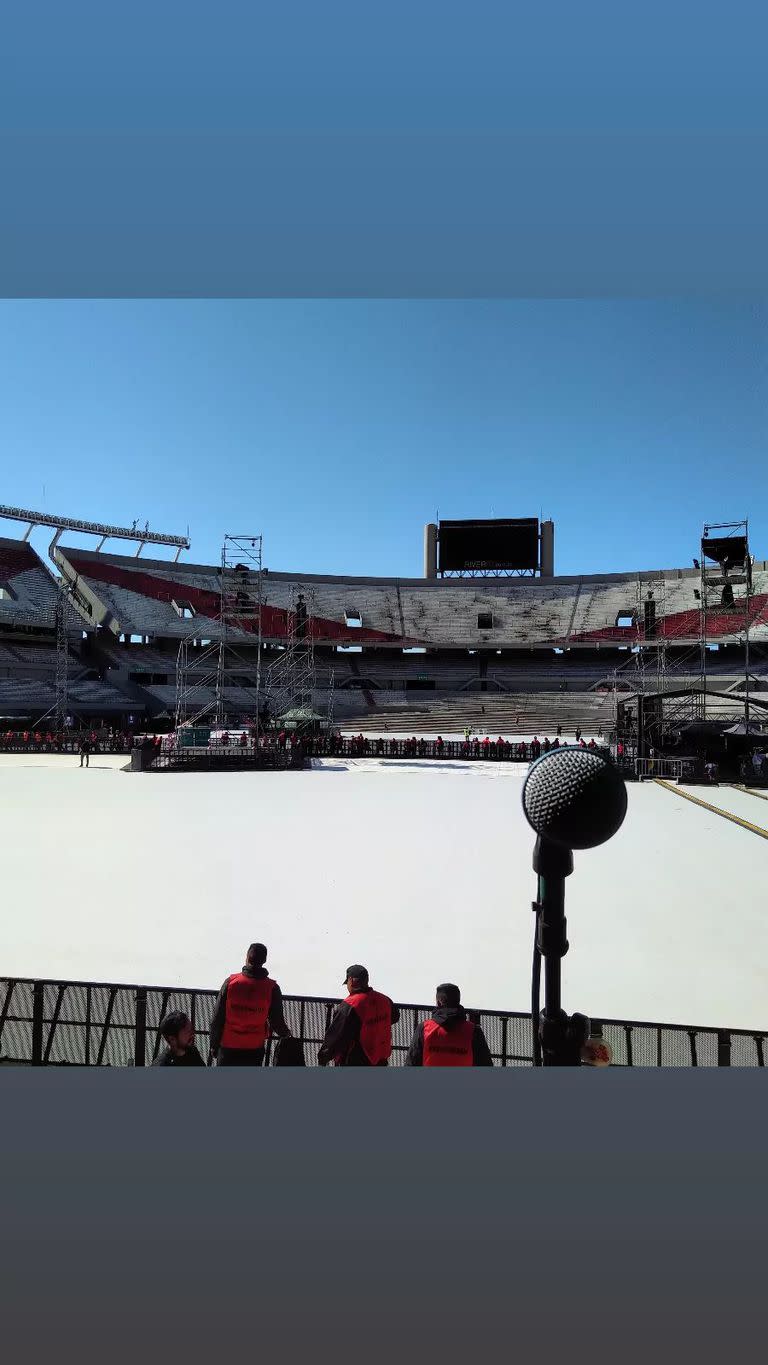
left=1, top=502, right=766, bottom=1067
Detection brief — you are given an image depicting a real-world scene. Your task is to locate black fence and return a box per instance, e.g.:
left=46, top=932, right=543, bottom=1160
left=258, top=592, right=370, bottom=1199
left=305, top=736, right=609, bottom=764
left=139, top=745, right=303, bottom=772
left=0, top=977, right=764, bottom=1067
left=0, top=734, right=134, bottom=755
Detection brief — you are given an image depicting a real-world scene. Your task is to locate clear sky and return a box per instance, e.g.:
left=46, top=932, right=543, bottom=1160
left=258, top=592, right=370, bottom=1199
left=0, top=299, right=764, bottom=578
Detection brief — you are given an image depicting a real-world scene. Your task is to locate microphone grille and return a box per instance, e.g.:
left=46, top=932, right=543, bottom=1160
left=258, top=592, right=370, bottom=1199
left=522, top=747, right=627, bottom=850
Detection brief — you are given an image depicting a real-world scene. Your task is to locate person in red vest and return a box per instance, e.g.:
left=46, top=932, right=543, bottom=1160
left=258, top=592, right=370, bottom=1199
left=317, top=965, right=400, bottom=1067
left=209, top=943, right=291, bottom=1066
left=405, top=984, right=493, bottom=1067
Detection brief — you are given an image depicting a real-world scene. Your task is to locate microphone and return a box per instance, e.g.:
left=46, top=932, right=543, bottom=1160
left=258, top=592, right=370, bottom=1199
left=521, top=748, right=627, bottom=1065
left=522, top=746, right=627, bottom=850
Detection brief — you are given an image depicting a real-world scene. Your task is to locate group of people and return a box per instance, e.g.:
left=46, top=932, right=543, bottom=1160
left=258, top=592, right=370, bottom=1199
left=153, top=943, right=494, bottom=1069
left=0, top=728, right=136, bottom=757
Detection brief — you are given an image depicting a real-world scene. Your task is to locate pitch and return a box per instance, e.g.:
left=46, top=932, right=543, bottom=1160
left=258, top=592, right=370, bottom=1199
left=0, top=753, right=766, bottom=1031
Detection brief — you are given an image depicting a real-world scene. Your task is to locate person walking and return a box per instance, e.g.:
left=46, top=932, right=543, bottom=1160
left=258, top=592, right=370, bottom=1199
left=153, top=1011, right=206, bottom=1067
left=79, top=735, right=91, bottom=768
left=405, top=984, right=493, bottom=1066
left=318, top=965, right=399, bottom=1067
left=210, top=943, right=291, bottom=1066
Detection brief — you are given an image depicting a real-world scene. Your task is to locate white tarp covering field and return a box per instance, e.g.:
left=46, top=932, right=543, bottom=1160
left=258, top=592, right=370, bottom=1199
left=1, top=753, right=766, bottom=1031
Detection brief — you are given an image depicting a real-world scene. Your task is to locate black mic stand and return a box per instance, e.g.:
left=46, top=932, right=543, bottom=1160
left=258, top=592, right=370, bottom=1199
left=532, top=835, right=590, bottom=1066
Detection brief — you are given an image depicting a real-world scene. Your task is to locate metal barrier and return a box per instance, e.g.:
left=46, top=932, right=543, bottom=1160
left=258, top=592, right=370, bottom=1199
left=1, top=976, right=764, bottom=1067
left=142, top=745, right=302, bottom=772
left=635, top=757, right=689, bottom=781
left=305, top=737, right=610, bottom=764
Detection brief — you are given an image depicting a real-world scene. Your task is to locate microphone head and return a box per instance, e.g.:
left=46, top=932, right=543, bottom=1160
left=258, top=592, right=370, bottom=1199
left=522, top=747, right=627, bottom=850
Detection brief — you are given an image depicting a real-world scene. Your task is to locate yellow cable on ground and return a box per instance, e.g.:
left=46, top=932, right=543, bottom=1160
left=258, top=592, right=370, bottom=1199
left=653, top=779, right=768, bottom=841
left=730, top=783, right=768, bottom=804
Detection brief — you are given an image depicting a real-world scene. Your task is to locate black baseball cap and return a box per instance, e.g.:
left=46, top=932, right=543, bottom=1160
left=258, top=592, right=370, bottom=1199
left=344, top=964, right=369, bottom=984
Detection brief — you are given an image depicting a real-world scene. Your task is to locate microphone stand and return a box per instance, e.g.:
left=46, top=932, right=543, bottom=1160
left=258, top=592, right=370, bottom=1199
left=532, top=835, right=590, bottom=1066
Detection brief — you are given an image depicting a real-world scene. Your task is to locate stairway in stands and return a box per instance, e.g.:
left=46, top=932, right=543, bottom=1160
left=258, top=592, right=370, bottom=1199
left=339, top=691, right=615, bottom=737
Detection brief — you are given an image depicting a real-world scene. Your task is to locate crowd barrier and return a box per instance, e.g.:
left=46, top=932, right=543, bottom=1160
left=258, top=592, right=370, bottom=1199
left=305, top=736, right=609, bottom=763
left=0, top=735, right=133, bottom=755
left=0, top=977, right=764, bottom=1067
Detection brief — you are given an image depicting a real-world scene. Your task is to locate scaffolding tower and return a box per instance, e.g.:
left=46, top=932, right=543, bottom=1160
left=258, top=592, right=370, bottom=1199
left=633, top=571, right=668, bottom=696
left=699, top=519, right=752, bottom=727
left=54, top=583, right=70, bottom=734
left=214, top=535, right=264, bottom=729
left=261, top=587, right=317, bottom=728
left=174, top=534, right=264, bottom=732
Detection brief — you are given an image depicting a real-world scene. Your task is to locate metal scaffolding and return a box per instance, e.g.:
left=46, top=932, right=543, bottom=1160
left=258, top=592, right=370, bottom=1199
left=214, top=535, right=264, bottom=730
left=699, top=519, right=752, bottom=727
left=174, top=534, right=263, bottom=731
left=261, top=587, right=317, bottom=728
left=54, top=584, right=70, bottom=734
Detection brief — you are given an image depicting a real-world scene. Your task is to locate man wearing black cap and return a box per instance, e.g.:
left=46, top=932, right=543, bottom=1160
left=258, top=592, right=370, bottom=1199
left=405, top=984, right=493, bottom=1066
left=210, top=943, right=291, bottom=1066
left=317, top=965, right=400, bottom=1067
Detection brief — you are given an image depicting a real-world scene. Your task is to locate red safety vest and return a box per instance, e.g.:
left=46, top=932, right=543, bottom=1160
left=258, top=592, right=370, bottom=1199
left=220, top=973, right=275, bottom=1049
left=345, top=990, right=393, bottom=1065
left=422, top=1018, right=475, bottom=1067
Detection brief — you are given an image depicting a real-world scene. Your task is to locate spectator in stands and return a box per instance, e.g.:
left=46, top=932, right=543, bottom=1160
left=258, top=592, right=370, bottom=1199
left=209, top=943, right=291, bottom=1066
left=543, top=737, right=551, bottom=752
left=153, top=1011, right=205, bottom=1067
left=405, top=984, right=493, bottom=1067
left=588, top=738, right=597, bottom=750
left=318, top=965, right=399, bottom=1067
left=552, top=737, right=560, bottom=749
left=79, top=735, right=91, bottom=768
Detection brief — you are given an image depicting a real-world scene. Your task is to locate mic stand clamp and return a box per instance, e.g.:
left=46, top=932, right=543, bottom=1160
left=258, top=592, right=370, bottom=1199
left=532, top=836, right=591, bottom=1066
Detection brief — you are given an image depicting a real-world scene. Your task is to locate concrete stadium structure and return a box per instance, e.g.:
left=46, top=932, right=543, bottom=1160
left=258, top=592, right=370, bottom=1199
left=0, top=526, right=765, bottom=734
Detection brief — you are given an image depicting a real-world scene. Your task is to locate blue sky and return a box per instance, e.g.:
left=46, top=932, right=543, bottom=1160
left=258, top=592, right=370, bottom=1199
left=0, top=299, right=765, bottom=578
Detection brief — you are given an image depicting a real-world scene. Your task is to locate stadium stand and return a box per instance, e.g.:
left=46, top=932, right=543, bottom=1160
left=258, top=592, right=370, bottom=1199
left=0, top=538, right=751, bottom=730
left=57, top=545, right=768, bottom=650
left=0, top=536, right=83, bottom=632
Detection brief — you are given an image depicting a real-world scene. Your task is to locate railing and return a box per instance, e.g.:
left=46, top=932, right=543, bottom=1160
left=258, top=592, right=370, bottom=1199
left=0, top=976, right=764, bottom=1067
left=0, top=734, right=134, bottom=755
left=304, top=736, right=609, bottom=764
left=144, top=744, right=302, bottom=772
left=635, top=757, right=695, bottom=781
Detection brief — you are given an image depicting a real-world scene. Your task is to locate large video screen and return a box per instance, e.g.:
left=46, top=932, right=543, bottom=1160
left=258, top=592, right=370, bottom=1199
left=438, top=518, right=539, bottom=573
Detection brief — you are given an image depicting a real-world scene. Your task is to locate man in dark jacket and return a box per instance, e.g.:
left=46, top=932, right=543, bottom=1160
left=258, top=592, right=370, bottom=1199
left=318, top=965, right=400, bottom=1067
left=209, top=943, right=291, bottom=1066
left=153, top=1011, right=206, bottom=1067
left=405, top=984, right=493, bottom=1066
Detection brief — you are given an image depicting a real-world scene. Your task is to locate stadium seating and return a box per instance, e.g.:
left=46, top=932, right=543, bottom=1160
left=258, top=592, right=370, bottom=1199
left=57, top=544, right=768, bottom=650
left=0, top=537, right=82, bottom=631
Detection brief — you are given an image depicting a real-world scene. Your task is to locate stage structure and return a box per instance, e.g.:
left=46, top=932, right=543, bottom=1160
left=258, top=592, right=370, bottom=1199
left=699, top=520, right=752, bottom=727
left=174, top=534, right=264, bottom=732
